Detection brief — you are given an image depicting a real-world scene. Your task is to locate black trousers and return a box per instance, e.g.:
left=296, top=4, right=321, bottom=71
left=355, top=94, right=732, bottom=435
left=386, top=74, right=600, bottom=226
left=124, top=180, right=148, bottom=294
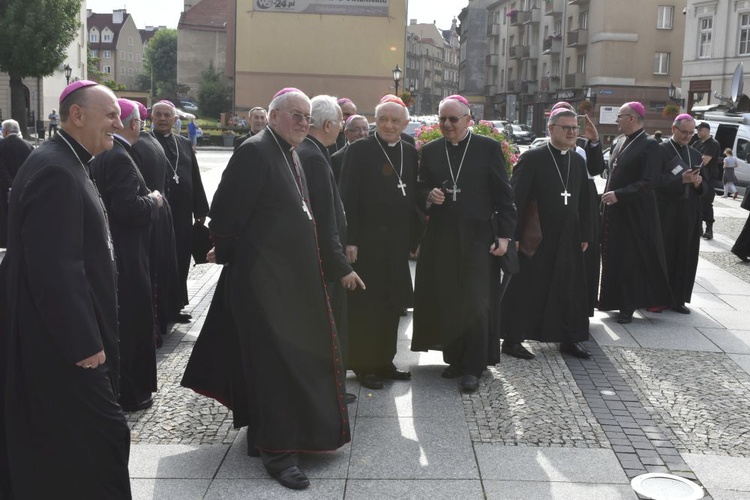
left=701, top=185, right=715, bottom=224
left=261, top=451, right=298, bottom=475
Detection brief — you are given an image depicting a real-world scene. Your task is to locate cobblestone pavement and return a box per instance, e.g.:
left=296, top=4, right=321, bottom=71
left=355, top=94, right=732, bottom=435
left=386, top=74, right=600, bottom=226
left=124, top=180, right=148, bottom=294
left=465, top=344, right=608, bottom=448
left=607, top=347, right=750, bottom=457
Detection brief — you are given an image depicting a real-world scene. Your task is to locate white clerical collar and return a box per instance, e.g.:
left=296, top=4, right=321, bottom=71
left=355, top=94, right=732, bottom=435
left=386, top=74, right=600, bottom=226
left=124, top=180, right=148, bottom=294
left=450, top=129, right=471, bottom=146
left=376, top=132, right=400, bottom=147
left=549, top=142, right=568, bottom=154
left=114, top=133, right=131, bottom=146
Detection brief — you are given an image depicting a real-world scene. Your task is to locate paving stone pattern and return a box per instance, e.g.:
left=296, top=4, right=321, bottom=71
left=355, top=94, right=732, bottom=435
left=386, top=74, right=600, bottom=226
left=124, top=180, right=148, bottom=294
left=464, top=344, right=608, bottom=448
left=606, top=347, right=750, bottom=458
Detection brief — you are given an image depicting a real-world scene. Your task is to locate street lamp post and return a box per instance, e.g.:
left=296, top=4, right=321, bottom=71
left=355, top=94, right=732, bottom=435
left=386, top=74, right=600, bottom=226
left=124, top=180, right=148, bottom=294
left=668, top=82, right=685, bottom=107
left=64, top=64, right=72, bottom=85
left=392, top=65, right=402, bottom=96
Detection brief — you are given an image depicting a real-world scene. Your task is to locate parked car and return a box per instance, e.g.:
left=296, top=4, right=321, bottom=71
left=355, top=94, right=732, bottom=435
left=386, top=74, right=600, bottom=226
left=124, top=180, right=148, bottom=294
left=529, top=137, right=550, bottom=149
left=180, top=100, right=198, bottom=112
left=490, top=120, right=508, bottom=131
left=504, top=123, right=536, bottom=145
left=404, top=121, right=422, bottom=138
left=699, top=111, right=750, bottom=188
left=601, top=147, right=611, bottom=178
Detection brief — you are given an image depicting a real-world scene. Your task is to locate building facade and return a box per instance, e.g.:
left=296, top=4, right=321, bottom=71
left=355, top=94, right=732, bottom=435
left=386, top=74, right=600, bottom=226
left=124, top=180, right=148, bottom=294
left=482, top=0, right=687, bottom=143
left=682, top=0, right=750, bottom=113
left=87, top=9, right=145, bottom=90
left=406, top=22, right=445, bottom=116
left=177, top=0, right=230, bottom=101
left=230, top=0, right=406, bottom=117
left=458, top=0, right=495, bottom=119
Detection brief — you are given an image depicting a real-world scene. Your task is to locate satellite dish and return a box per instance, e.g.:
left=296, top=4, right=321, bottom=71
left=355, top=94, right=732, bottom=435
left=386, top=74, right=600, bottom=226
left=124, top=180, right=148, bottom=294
left=731, top=63, right=744, bottom=103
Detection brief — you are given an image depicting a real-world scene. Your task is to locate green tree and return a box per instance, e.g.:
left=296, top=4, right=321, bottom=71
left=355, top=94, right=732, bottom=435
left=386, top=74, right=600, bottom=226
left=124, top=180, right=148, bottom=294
left=197, top=62, right=231, bottom=119
left=143, top=29, right=177, bottom=100
left=0, top=0, right=81, bottom=137
left=87, top=50, right=105, bottom=82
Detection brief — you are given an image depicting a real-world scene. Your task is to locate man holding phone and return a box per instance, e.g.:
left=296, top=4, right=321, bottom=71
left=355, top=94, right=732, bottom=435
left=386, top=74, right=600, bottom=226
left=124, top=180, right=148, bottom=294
left=653, top=114, right=706, bottom=314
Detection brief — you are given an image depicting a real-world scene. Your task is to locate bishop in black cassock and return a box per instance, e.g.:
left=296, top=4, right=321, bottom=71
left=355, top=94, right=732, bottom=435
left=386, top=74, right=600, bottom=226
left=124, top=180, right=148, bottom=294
left=2, top=82, right=130, bottom=498
left=599, top=102, right=672, bottom=323
left=412, top=95, right=516, bottom=392
left=151, top=100, right=209, bottom=321
left=91, top=99, right=162, bottom=411
left=132, top=128, right=180, bottom=343
left=655, top=115, right=707, bottom=313
left=0, top=120, right=34, bottom=247
left=339, top=96, right=418, bottom=390
left=182, top=89, right=348, bottom=490
left=501, top=109, right=593, bottom=358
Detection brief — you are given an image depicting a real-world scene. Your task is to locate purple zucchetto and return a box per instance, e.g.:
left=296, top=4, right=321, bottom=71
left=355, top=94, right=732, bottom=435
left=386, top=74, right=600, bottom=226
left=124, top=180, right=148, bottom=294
left=117, top=99, right=137, bottom=122
left=153, top=99, right=176, bottom=109
left=273, top=87, right=303, bottom=99
left=673, top=113, right=693, bottom=123
left=549, top=107, right=576, bottom=119
left=59, top=80, right=99, bottom=105
left=337, top=98, right=353, bottom=106
left=137, top=101, right=148, bottom=121
left=443, top=94, right=470, bottom=107
left=345, top=114, right=366, bottom=127
left=624, top=101, right=646, bottom=118
left=379, top=94, right=407, bottom=107
left=551, top=101, right=574, bottom=112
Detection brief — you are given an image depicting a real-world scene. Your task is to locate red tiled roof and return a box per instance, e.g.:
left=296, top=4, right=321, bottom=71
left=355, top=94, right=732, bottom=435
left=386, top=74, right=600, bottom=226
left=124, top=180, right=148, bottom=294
left=178, top=0, right=229, bottom=32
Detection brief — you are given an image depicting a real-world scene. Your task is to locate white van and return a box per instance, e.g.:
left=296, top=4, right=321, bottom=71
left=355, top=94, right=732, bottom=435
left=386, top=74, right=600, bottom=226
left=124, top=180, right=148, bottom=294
left=700, top=111, right=750, bottom=187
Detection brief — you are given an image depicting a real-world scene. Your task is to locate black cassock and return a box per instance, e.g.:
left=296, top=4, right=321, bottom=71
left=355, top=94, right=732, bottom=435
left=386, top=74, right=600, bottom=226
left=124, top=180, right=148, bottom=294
left=0, top=134, right=34, bottom=246
left=297, top=136, right=353, bottom=364
left=412, top=133, right=516, bottom=375
left=501, top=144, right=591, bottom=343
left=1, top=132, right=130, bottom=498
left=330, top=142, right=350, bottom=184
left=655, top=139, right=707, bottom=306
left=599, top=130, right=672, bottom=312
left=91, top=136, right=159, bottom=407
left=182, top=128, right=349, bottom=453
left=339, top=134, right=418, bottom=375
left=152, top=132, right=209, bottom=314
left=132, top=132, right=180, bottom=339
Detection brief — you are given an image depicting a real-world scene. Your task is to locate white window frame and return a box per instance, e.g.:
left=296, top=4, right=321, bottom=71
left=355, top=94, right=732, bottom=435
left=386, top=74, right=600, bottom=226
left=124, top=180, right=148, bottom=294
left=103, top=34, right=112, bottom=42
left=657, top=6, right=673, bottom=30
left=103, top=50, right=111, bottom=59
left=654, top=52, right=670, bottom=75
left=89, top=32, right=99, bottom=43
left=698, top=16, right=713, bottom=59
left=739, top=13, right=750, bottom=56
left=103, top=65, right=112, bottom=74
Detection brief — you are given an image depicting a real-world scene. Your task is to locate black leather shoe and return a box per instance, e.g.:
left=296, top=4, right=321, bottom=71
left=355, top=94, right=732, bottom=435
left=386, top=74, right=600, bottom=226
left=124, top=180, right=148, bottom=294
left=459, top=374, right=479, bottom=393
left=359, top=373, right=384, bottom=390
left=702, top=224, right=713, bottom=240
left=441, top=365, right=462, bottom=379
left=121, top=396, right=154, bottom=412
left=671, top=305, right=690, bottom=314
left=501, top=342, right=535, bottom=360
left=345, top=393, right=357, bottom=404
left=559, top=342, right=591, bottom=359
left=378, top=368, right=411, bottom=380
left=175, top=313, right=192, bottom=323
left=616, top=311, right=633, bottom=324
left=272, top=466, right=310, bottom=490
left=732, top=250, right=750, bottom=262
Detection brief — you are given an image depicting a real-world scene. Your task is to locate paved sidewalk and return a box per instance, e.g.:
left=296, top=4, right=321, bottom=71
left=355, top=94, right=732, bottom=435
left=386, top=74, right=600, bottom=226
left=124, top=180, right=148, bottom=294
left=127, top=194, right=750, bottom=499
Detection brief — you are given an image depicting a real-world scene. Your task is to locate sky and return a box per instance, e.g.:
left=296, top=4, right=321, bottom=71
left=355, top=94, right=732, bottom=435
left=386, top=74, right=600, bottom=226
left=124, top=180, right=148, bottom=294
left=84, top=0, right=467, bottom=30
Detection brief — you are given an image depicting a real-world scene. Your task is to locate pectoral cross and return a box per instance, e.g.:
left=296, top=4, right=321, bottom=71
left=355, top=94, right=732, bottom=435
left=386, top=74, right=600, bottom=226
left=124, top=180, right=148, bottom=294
left=397, top=180, right=407, bottom=196
left=302, top=202, right=313, bottom=220
left=173, top=173, right=180, bottom=184
left=561, top=190, right=571, bottom=205
left=451, top=183, right=461, bottom=201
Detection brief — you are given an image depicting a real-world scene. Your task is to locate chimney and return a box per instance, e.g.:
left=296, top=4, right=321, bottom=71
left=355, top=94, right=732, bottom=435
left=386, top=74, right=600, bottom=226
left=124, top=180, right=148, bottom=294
left=410, top=19, right=417, bottom=25
left=112, top=9, right=125, bottom=24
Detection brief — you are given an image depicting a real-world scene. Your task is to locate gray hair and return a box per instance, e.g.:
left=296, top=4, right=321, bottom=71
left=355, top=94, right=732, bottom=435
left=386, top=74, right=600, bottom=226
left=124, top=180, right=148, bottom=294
left=548, top=109, right=576, bottom=126
left=2, top=119, right=20, bottom=135
left=672, top=115, right=695, bottom=129
left=310, top=95, right=340, bottom=129
left=374, top=101, right=410, bottom=122
left=248, top=106, right=267, bottom=116
left=268, top=90, right=310, bottom=112
left=121, top=106, right=140, bottom=129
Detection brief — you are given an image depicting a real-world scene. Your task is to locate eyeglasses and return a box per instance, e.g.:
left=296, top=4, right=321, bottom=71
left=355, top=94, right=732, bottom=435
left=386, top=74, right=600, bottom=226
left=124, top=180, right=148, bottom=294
left=551, top=124, right=578, bottom=133
left=346, top=127, right=369, bottom=133
left=279, top=110, right=315, bottom=125
left=617, top=113, right=633, bottom=120
left=438, top=114, right=469, bottom=124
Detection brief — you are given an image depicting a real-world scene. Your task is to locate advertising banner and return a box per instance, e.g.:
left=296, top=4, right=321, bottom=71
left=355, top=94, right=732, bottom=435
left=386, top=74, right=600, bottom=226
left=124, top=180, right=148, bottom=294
left=253, top=0, right=389, bottom=17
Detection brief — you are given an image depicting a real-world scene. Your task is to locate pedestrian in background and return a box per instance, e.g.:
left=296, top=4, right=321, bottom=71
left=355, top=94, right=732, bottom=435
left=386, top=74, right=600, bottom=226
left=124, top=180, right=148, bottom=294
left=721, top=148, right=739, bottom=199
left=47, top=108, right=59, bottom=137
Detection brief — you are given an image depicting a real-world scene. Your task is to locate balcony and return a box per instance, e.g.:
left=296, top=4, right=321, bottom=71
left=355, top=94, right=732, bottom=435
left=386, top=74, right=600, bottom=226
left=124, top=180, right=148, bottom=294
left=542, top=37, right=562, bottom=54
left=487, top=23, right=500, bottom=37
left=506, top=81, right=529, bottom=94
left=540, top=77, right=560, bottom=93
left=544, top=0, right=562, bottom=16
left=524, top=81, right=539, bottom=94
left=567, top=29, right=589, bottom=47
left=486, top=54, right=499, bottom=66
left=509, top=10, right=531, bottom=25
left=564, top=72, right=586, bottom=89
left=523, top=44, right=539, bottom=59
left=486, top=84, right=498, bottom=96
left=523, top=8, right=541, bottom=25
left=510, top=45, right=528, bottom=59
